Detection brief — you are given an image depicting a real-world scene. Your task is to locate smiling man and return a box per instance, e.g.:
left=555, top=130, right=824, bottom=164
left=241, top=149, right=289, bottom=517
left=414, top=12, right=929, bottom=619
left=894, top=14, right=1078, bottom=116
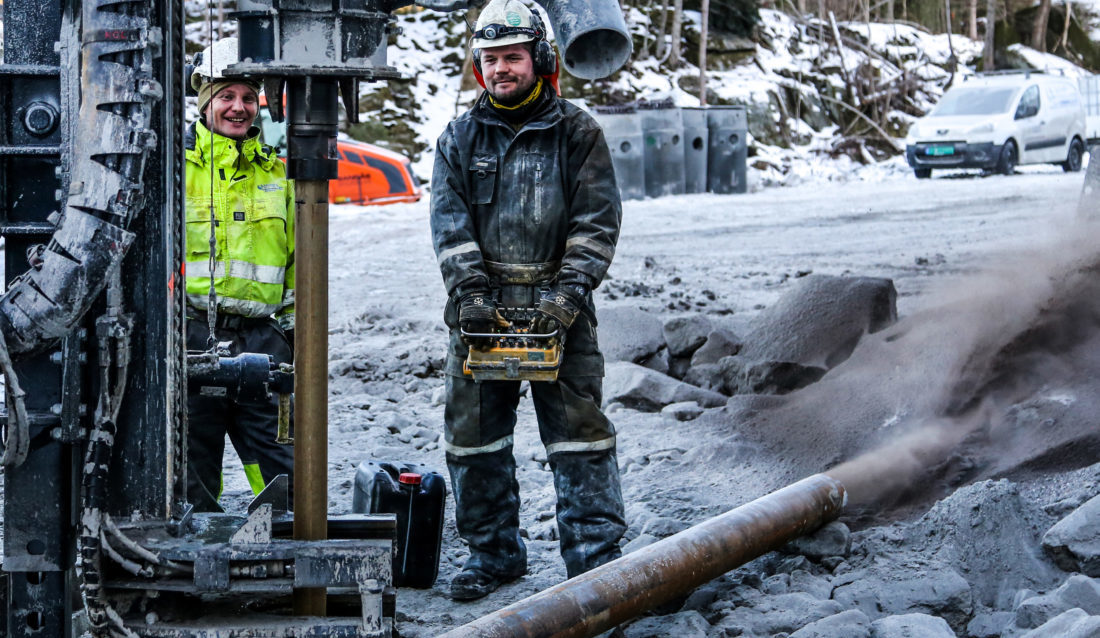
left=430, top=0, right=625, bottom=602
left=184, top=38, right=295, bottom=512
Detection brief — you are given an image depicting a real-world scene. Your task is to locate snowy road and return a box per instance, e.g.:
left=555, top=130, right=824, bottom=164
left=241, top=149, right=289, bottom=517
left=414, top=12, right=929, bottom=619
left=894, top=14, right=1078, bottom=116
left=329, top=167, right=1082, bottom=328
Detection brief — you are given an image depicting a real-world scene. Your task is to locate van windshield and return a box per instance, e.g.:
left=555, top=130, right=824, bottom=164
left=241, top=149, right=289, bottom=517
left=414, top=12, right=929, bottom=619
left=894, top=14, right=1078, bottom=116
left=931, top=87, right=1018, bottom=116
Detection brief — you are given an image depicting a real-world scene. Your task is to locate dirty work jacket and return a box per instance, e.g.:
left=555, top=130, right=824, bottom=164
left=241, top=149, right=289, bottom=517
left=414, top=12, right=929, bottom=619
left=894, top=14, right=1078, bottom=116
left=430, top=91, right=622, bottom=374
left=185, top=121, right=295, bottom=324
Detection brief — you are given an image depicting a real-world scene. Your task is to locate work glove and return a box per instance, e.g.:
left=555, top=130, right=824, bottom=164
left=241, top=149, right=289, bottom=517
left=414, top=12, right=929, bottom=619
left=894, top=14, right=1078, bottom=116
left=532, top=283, right=588, bottom=337
left=458, top=290, right=510, bottom=347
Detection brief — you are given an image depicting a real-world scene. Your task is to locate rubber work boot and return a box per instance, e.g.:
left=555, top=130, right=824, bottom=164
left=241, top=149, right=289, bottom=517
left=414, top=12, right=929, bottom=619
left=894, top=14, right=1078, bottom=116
left=449, top=567, right=525, bottom=601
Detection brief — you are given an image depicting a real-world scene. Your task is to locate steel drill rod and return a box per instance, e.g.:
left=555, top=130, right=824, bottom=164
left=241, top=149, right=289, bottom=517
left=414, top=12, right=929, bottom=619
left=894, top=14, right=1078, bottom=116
left=438, top=473, right=847, bottom=638
left=293, top=179, right=329, bottom=616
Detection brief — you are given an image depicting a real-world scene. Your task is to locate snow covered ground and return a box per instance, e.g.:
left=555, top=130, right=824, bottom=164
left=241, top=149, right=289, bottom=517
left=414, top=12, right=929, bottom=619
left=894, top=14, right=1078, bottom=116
left=211, top=162, right=1100, bottom=637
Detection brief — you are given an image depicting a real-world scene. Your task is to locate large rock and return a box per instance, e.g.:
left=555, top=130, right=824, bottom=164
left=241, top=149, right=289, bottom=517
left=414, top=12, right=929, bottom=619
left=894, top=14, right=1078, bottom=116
left=596, top=307, right=665, bottom=363
left=603, top=362, right=728, bottom=412
left=1015, top=575, right=1100, bottom=629
left=906, top=479, right=1064, bottom=609
left=663, top=315, right=713, bottom=358
left=682, top=363, right=725, bottom=393
left=718, top=354, right=827, bottom=395
left=713, top=593, right=845, bottom=636
left=791, top=609, right=871, bottom=638
left=690, top=328, right=743, bottom=366
left=1019, top=608, right=1100, bottom=638
left=1044, top=493, right=1100, bottom=577
left=725, top=275, right=896, bottom=395
left=832, top=559, right=972, bottom=630
left=871, top=613, right=955, bottom=638
left=785, top=521, right=852, bottom=559
left=622, top=610, right=710, bottom=638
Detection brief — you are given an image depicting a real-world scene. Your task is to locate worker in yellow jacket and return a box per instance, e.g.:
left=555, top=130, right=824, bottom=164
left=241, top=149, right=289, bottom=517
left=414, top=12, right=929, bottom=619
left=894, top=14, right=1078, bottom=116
left=185, top=38, right=295, bottom=511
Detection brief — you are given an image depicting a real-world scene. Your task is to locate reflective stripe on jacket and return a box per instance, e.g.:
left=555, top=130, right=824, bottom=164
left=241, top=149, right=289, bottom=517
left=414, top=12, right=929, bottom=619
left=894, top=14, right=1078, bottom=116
left=184, top=121, right=295, bottom=321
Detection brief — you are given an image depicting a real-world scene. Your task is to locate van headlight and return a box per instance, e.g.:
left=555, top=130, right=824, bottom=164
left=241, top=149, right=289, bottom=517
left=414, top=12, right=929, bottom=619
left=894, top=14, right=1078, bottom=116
left=968, top=123, right=994, bottom=135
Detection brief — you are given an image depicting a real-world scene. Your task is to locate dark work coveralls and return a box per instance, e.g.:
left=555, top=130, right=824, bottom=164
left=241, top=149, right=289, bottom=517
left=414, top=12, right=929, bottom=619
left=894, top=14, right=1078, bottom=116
left=430, top=87, right=626, bottom=579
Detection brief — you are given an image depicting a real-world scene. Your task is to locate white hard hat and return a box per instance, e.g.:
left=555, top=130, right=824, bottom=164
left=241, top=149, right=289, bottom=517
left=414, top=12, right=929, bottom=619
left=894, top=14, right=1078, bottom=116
left=471, top=0, right=544, bottom=50
left=190, top=38, right=244, bottom=92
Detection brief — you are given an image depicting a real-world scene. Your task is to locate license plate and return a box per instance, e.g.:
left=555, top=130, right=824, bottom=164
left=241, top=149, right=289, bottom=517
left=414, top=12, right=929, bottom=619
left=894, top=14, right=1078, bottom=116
left=926, top=145, right=955, bottom=156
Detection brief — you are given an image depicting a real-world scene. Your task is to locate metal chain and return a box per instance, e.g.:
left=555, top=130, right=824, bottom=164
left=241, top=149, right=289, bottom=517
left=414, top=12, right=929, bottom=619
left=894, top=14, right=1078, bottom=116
left=204, top=0, right=219, bottom=351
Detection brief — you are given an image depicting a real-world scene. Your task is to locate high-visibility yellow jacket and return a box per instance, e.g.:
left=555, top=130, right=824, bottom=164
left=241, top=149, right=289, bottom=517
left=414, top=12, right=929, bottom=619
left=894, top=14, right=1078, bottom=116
left=184, top=121, right=295, bottom=325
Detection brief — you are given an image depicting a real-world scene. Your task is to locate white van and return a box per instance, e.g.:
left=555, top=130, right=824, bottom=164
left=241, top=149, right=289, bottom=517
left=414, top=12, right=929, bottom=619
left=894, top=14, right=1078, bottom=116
left=905, top=71, right=1087, bottom=179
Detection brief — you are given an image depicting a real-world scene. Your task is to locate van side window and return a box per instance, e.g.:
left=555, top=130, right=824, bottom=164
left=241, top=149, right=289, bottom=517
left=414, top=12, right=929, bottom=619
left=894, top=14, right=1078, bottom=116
left=1015, top=86, right=1040, bottom=119
left=345, top=151, right=364, bottom=165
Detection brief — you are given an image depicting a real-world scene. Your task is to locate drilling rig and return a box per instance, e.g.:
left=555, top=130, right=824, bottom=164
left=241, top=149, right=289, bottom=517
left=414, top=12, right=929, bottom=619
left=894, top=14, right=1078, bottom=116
left=0, top=0, right=631, bottom=636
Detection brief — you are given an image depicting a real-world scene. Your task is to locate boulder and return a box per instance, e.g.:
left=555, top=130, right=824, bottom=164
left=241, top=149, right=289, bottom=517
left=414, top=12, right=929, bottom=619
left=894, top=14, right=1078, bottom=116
left=741, top=275, right=897, bottom=367
left=604, top=362, right=727, bottom=412
left=1043, top=493, right=1100, bottom=577
left=791, top=609, right=872, bottom=638
left=871, top=613, right=955, bottom=638
left=785, top=521, right=852, bottom=559
left=622, top=610, right=710, bottom=638
left=690, top=328, right=744, bottom=366
left=719, top=354, right=827, bottom=395
left=832, top=559, right=972, bottom=630
left=789, top=570, right=834, bottom=600
left=906, top=479, right=1063, bottom=609
left=714, top=593, right=845, bottom=636
left=724, top=275, right=896, bottom=394
left=596, top=307, right=665, bottom=363
left=663, top=315, right=713, bottom=358
left=668, top=355, right=692, bottom=380
left=661, top=401, right=705, bottom=422
left=1019, top=608, right=1100, bottom=638
left=1015, top=575, right=1100, bottom=629
left=682, top=363, right=725, bottom=393
left=640, top=348, right=670, bottom=375
left=966, top=610, right=1015, bottom=638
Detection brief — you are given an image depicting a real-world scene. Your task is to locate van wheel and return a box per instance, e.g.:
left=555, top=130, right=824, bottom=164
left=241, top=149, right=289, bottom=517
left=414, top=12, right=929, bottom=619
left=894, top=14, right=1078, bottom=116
left=914, top=168, right=932, bottom=179
left=1062, top=138, right=1085, bottom=173
left=997, top=140, right=1018, bottom=176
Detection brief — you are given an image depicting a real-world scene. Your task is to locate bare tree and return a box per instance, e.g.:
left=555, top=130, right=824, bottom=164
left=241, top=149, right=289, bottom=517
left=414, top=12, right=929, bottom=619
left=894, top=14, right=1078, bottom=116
left=699, top=0, right=709, bottom=105
left=1058, top=0, right=1072, bottom=51
left=968, top=0, right=978, bottom=39
left=669, top=0, right=684, bottom=67
left=983, top=0, right=996, bottom=70
left=654, top=0, right=671, bottom=61
left=1031, top=0, right=1051, bottom=52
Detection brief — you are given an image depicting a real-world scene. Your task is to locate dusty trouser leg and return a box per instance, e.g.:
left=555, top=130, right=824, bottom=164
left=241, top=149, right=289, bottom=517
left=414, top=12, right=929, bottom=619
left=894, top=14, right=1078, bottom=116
left=532, top=375, right=626, bottom=578
left=444, top=374, right=528, bottom=577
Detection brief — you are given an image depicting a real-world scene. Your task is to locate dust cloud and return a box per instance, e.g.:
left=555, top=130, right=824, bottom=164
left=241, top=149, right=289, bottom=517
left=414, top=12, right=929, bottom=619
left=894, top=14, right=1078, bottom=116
left=812, top=216, right=1100, bottom=508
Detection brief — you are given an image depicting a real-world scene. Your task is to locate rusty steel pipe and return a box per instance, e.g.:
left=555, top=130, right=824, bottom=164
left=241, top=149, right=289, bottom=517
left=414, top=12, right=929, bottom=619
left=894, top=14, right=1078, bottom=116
left=438, top=473, right=847, bottom=638
left=293, top=179, right=329, bottom=616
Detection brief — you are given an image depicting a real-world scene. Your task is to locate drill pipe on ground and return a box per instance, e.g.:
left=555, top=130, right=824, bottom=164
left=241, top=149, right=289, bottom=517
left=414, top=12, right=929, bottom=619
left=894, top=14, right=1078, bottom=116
left=293, top=178, right=330, bottom=616
left=438, top=473, right=846, bottom=638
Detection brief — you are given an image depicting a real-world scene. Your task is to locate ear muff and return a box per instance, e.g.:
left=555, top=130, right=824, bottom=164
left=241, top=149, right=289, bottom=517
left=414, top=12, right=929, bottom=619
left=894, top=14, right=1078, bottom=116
left=532, top=39, right=556, bottom=76
left=529, top=12, right=557, bottom=76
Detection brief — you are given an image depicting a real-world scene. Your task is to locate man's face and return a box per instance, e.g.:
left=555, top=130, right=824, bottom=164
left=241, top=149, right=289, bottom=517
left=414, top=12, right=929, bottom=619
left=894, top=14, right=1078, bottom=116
left=206, top=83, right=258, bottom=140
left=481, top=43, right=537, bottom=103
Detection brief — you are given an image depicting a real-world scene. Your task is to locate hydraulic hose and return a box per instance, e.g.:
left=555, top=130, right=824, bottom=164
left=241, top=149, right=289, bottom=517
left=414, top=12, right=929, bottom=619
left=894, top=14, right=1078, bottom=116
left=0, top=0, right=163, bottom=359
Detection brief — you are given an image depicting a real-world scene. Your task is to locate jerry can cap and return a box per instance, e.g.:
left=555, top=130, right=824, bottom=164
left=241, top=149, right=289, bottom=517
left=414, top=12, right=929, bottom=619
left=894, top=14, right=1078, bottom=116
left=398, top=472, right=422, bottom=485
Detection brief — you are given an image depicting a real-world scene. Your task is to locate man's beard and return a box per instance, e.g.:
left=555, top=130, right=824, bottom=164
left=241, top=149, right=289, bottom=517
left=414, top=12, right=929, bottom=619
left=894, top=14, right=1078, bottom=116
left=489, top=76, right=537, bottom=106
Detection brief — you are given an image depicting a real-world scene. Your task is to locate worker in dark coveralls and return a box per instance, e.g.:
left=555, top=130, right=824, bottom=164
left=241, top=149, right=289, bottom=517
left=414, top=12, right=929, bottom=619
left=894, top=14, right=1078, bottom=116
left=430, top=0, right=626, bottom=601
